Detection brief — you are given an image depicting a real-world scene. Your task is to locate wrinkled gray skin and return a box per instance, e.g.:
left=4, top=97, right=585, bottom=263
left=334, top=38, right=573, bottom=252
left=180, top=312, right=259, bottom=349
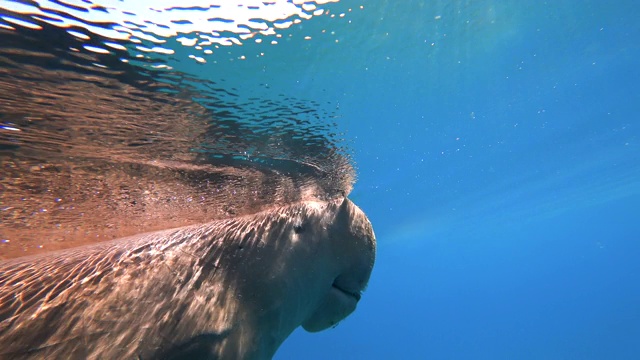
left=0, top=198, right=375, bottom=360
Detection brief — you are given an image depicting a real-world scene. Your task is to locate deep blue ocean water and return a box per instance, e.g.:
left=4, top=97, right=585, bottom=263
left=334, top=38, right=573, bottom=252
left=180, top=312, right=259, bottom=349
left=1, top=0, right=639, bottom=359
left=275, top=1, right=640, bottom=359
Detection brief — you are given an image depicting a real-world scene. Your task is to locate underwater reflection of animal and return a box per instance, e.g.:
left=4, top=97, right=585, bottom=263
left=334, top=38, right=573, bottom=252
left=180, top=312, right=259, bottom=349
left=0, top=198, right=375, bottom=360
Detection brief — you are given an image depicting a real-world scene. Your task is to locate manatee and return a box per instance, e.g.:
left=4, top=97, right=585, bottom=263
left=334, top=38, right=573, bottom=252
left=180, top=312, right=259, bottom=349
left=0, top=198, right=375, bottom=359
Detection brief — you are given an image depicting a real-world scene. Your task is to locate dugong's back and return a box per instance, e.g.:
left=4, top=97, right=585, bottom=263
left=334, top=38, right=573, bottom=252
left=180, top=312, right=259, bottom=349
left=0, top=199, right=376, bottom=360
left=0, top=228, right=190, bottom=359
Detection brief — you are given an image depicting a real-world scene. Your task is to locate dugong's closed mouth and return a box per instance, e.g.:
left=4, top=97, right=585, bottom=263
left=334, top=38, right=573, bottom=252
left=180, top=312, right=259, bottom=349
left=331, top=282, right=362, bottom=302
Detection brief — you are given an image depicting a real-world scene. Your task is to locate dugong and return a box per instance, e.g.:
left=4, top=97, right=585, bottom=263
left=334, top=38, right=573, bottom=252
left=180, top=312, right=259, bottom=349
left=0, top=198, right=375, bottom=359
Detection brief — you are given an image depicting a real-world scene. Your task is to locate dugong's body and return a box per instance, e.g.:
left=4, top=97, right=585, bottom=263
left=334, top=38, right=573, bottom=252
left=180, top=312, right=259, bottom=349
left=0, top=198, right=375, bottom=359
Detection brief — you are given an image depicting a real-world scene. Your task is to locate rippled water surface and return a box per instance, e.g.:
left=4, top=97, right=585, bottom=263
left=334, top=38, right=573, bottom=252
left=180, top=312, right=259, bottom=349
left=1, top=0, right=355, bottom=259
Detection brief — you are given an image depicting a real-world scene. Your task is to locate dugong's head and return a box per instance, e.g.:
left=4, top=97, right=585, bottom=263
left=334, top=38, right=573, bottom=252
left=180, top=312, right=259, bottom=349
left=298, top=198, right=376, bottom=332
left=230, top=197, right=376, bottom=355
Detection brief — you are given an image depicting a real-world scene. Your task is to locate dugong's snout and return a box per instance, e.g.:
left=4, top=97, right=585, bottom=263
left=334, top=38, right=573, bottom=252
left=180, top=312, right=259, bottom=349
left=302, top=198, right=376, bottom=332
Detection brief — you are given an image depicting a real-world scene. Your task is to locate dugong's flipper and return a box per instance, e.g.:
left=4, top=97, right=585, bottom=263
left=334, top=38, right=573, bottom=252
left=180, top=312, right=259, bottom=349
left=0, top=198, right=375, bottom=360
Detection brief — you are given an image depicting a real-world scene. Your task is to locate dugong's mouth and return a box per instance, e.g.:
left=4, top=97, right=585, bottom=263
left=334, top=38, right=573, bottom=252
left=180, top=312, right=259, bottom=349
left=302, top=281, right=362, bottom=332
left=331, top=282, right=361, bottom=302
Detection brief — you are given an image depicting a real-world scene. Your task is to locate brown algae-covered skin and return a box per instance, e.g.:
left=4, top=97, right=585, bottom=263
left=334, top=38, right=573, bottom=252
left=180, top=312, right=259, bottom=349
left=0, top=198, right=375, bottom=360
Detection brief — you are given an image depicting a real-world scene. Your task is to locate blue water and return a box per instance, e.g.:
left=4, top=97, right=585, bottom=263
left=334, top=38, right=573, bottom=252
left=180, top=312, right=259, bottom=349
left=274, top=1, right=640, bottom=359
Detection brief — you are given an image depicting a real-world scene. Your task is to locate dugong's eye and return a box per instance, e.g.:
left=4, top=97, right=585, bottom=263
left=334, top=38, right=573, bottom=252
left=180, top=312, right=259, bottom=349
left=293, top=225, right=305, bottom=234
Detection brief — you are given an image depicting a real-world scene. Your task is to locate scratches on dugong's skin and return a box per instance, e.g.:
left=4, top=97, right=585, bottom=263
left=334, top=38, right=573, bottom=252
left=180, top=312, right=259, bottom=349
left=0, top=198, right=376, bottom=360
